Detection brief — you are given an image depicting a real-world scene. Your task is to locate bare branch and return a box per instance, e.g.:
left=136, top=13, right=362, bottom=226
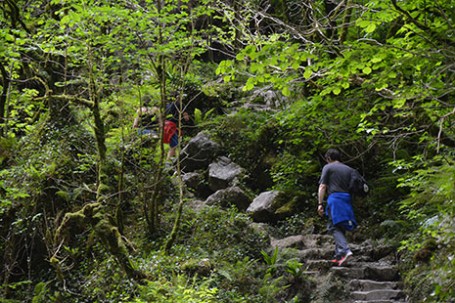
left=437, top=106, right=455, bottom=153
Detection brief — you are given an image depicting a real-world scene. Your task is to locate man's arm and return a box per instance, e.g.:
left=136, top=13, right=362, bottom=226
left=317, top=183, right=327, bottom=216
left=133, top=108, right=142, bottom=128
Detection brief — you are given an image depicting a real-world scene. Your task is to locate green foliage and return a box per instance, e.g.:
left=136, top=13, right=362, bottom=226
left=2, top=0, right=455, bottom=302
left=217, top=40, right=313, bottom=97
left=397, top=158, right=455, bottom=301
left=172, top=205, right=269, bottom=261
left=210, top=109, right=279, bottom=190
left=269, top=151, right=319, bottom=192
left=0, top=137, right=16, bottom=167
left=215, top=257, right=264, bottom=302
left=259, top=246, right=308, bottom=303
left=273, top=213, right=313, bottom=238
left=132, top=275, right=218, bottom=303
left=285, top=259, right=304, bottom=280
left=261, top=246, right=279, bottom=275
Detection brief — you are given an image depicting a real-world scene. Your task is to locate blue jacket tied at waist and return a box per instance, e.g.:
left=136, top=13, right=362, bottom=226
left=326, top=192, right=357, bottom=231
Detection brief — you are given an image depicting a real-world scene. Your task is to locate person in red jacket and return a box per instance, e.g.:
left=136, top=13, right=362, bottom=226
left=163, top=100, right=191, bottom=159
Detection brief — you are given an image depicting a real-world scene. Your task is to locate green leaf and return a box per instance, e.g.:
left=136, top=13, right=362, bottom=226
left=243, top=78, right=256, bottom=91
left=366, top=22, right=377, bottom=33
left=303, top=68, right=312, bottom=79
left=375, top=83, right=388, bottom=91
left=291, top=60, right=300, bottom=70
left=393, top=98, right=406, bottom=109
left=387, top=72, right=397, bottom=78
left=371, top=56, right=383, bottom=63
left=236, top=53, right=245, bottom=61
left=282, top=86, right=291, bottom=97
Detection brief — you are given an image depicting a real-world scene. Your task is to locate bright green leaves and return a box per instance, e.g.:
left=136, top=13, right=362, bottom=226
left=303, top=66, right=313, bottom=80
left=217, top=41, right=314, bottom=97
left=60, top=11, right=82, bottom=28
left=317, top=42, right=389, bottom=97
left=356, top=20, right=379, bottom=34
left=356, top=1, right=399, bottom=36
left=0, top=28, right=29, bottom=73
left=216, top=60, right=235, bottom=83
left=362, top=66, right=372, bottom=75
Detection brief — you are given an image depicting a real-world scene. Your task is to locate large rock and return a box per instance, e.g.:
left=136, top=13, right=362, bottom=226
left=185, top=199, right=208, bottom=212
left=205, top=186, right=251, bottom=211
left=246, top=190, right=286, bottom=223
left=207, top=156, right=245, bottom=191
left=182, top=171, right=212, bottom=199
left=180, top=132, right=221, bottom=172
left=271, top=235, right=305, bottom=249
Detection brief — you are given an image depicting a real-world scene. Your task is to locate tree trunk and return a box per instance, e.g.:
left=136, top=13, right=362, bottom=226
left=0, top=62, right=9, bottom=137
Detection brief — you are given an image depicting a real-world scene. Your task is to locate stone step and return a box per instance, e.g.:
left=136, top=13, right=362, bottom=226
left=296, top=247, right=398, bottom=264
left=277, top=234, right=407, bottom=302
left=270, top=234, right=334, bottom=250
left=300, top=234, right=334, bottom=247
left=304, top=259, right=336, bottom=271
left=349, top=279, right=403, bottom=291
left=297, top=247, right=334, bottom=260
left=351, top=289, right=406, bottom=301
left=331, top=265, right=400, bottom=281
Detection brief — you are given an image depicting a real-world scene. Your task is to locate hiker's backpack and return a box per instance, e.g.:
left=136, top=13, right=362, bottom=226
left=349, top=169, right=369, bottom=197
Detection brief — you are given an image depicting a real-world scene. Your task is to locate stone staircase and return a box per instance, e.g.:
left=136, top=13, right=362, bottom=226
left=331, top=264, right=406, bottom=302
left=271, top=234, right=408, bottom=303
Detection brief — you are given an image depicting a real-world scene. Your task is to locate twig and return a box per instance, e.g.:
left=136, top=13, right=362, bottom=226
left=437, top=106, right=455, bottom=153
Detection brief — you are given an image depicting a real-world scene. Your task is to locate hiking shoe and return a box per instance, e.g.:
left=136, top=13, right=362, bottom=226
left=330, top=258, right=339, bottom=265
left=337, top=251, right=353, bottom=266
left=330, top=255, right=341, bottom=265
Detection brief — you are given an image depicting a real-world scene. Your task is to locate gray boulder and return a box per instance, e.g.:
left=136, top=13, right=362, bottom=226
left=182, top=171, right=204, bottom=189
left=205, top=186, right=251, bottom=211
left=208, top=156, right=245, bottom=191
left=182, top=171, right=212, bottom=199
left=246, top=190, right=286, bottom=223
left=180, top=132, right=221, bottom=172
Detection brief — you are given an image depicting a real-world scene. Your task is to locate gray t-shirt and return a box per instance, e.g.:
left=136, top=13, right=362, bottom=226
left=319, top=162, right=353, bottom=195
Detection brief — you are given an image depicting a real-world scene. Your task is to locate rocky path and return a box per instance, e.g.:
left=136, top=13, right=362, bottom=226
left=271, top=234, right=408, bottom=303
left=178, top=133, right=409, bottom=302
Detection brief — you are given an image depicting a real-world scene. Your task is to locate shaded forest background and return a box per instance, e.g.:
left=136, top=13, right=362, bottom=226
left=0, top=0, right=454, bottom=302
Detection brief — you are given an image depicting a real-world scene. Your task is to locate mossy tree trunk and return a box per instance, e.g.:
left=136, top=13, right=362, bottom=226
left=54, top=48, right=146, bottom=281
left=0, top=62, right=9, bottom=137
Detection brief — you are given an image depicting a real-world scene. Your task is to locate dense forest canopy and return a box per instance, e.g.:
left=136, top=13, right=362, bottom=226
left=1, top=0, right=454, bottom=302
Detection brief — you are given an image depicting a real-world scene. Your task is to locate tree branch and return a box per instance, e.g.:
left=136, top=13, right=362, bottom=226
left=35, top=94, right=94, bottom=108
left=437, top=106, right=455, bottom=153
left=390, top=0, right=430, bottom=32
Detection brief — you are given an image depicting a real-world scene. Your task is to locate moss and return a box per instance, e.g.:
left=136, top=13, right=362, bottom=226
left=181, top=258, right=213, bottom=276
left=402, top=263, right=434, bottom=302
left=313, top=272, right=350, bottom=303
left=54, top=202, right=101, bottom=242
left=275, top=200, right=298, bottom=217
left=54, top=203, right=147, bottom=281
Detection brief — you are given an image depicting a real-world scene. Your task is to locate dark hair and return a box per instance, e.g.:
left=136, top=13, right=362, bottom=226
left=325, top=148, right=342, bottom=161
left=142, top=95, right=152, bottom=106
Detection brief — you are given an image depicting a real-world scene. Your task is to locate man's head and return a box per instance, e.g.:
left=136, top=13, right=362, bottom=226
left=325, top=148, right=342, bottom=162
left=142, top=95, right=152, bottom=106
